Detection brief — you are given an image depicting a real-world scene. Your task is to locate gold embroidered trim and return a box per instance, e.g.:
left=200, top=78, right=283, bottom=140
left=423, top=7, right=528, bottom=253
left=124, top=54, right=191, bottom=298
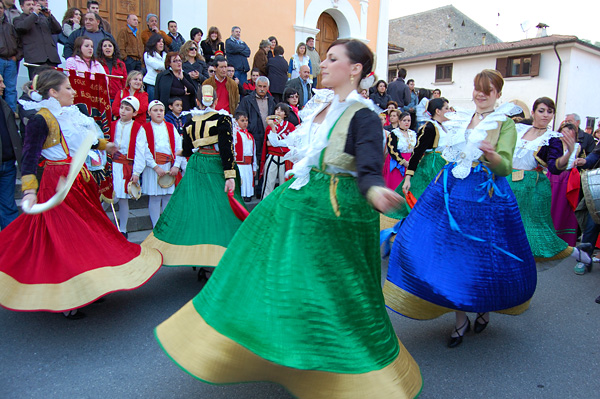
left=224, top=169, right=236, bottom=179
left=21, top=174, right=39, bottom=191
left=193, top=136, right=219, bottom=148
left=96, top=139, right=108, bottom=151
left=38, top=108, right=64, bottom=152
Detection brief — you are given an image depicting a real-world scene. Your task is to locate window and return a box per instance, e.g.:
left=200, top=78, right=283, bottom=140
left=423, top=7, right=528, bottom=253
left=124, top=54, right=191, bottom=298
left=435, top=63, right=453, bottom=82
left=496, top=54, right=541, bottom=78
left=507, top=56, right=532, bottom=77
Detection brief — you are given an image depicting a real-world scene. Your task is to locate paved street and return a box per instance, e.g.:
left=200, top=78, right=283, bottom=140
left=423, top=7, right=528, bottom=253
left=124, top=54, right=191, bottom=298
left=1, top=257, right=599, bottom=398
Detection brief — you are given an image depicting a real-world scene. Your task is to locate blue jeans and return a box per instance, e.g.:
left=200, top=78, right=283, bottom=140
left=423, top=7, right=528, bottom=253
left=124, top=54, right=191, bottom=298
left=234, top=70, right=247, bottom=85
left=145, top=84, right=155, bottom=101
left=0, top=160, right=19, bottom=229
left=0, top=58, right=18, bottom=112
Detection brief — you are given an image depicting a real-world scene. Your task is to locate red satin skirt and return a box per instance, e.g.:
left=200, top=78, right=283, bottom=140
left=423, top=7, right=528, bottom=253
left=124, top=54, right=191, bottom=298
left=0, top=163, right=163, bottom=312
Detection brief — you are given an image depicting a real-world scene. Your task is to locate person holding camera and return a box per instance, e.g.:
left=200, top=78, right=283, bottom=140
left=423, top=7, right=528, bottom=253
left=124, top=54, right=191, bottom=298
left=13, top=0, right=62, bottom=79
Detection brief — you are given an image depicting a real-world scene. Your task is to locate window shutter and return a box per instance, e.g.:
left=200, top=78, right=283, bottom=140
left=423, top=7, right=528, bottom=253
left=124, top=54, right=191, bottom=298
left=495, top=57, right=508, bottom=77
left=530, top=53, right=541, bottom=76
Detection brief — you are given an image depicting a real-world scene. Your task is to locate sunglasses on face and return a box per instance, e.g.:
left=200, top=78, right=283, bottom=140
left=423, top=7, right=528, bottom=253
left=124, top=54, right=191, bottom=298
left=189, top=48, right=197, bottom=51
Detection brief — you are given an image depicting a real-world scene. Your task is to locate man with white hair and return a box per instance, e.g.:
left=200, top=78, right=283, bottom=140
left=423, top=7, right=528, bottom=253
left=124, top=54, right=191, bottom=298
left=236, top=75, right=275, bottom=173
left=141, top=13, right=172, bottom=47
left=565, top=113, right=595, bottom=157
left=285, top=64, right=312, bottom=108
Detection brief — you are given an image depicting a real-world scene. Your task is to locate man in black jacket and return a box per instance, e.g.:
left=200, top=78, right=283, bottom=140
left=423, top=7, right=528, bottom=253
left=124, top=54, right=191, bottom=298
left=236, top=75, right=275, bottom=183
left=387, top=68, right=411, bottom=109
left=0, top=1, right=22, bottom=112
left=0, top=73, right=22, bottom=229
left=13, top=0, right=61, bottom=78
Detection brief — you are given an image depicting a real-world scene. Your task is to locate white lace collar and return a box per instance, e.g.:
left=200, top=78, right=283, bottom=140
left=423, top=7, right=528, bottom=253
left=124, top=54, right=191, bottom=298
left=285, top=90, right=373, bottom=190
left=442, top=102, right=522, bottom=179
left=514, top=123, right=562, bottom=153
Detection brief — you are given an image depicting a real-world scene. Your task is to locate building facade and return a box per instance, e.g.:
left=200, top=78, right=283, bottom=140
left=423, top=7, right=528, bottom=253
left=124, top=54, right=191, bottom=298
left=52, top=0, right=390, bottom=79
left=389, top=35, right=600, bottom=131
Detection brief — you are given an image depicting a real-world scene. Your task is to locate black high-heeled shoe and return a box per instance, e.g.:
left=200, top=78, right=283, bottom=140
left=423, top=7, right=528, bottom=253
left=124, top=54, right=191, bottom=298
left=474, top=312, right=489, bottom=334
left=448, top=317, right=471, bottom=348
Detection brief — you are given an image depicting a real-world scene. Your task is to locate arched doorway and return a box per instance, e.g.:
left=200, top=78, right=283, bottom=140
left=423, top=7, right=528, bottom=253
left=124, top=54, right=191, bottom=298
left=315, top=13, right=338, bottom=88
left=316, top=13, right=339, bottom=63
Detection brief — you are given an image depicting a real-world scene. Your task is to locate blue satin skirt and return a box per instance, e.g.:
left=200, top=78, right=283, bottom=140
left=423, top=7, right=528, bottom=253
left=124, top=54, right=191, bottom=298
left=384, top=163, right=537, bottom=319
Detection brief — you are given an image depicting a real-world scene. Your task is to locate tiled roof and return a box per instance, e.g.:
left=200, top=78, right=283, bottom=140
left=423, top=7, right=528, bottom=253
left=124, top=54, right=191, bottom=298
left=390, top=35, right=599, bottom=65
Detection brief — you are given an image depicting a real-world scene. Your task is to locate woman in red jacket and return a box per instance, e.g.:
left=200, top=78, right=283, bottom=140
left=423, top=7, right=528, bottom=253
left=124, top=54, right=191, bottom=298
left=96, top=38, right=128, bottom=103
left=112, top=70, right=149, bottom=124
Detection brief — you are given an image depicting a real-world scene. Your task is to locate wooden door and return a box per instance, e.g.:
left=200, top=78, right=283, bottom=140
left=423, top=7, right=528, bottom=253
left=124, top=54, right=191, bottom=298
left=315, top=12, right=338, bottom=88
left=67, top=0, right=160, bottom=36
left=316, top=13, right=338, bottom=63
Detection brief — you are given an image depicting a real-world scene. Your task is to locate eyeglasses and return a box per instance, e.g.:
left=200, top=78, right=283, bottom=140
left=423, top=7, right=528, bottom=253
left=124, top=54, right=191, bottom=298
left=208, top=69, right=215, bottom=73
left=289, top=94, right=299, bottom=98
left=189, top=48, right=197, bottom=51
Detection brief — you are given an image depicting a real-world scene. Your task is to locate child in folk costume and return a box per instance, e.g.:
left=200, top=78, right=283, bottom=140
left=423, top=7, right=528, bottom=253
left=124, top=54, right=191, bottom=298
left=260, top=103, right=295, bottom=198
left=233, top=111, right=257, bottom=202
left=133, top=100, right=184, bottom=227
left=165, top=97, right=190, bottom=174
left=110, top=96, right=145, bottom=238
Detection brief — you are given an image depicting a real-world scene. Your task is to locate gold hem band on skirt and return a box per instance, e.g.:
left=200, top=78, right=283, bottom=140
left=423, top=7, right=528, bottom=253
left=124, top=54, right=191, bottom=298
left=0, top=246, right=162, bottom=312
left=383, top=280, right=531, bottom=320
left=155, top=301, right=423, bottom=399
left=534, top=246, right=573, bottom=262
left=142, top=232, right=226, bottom=267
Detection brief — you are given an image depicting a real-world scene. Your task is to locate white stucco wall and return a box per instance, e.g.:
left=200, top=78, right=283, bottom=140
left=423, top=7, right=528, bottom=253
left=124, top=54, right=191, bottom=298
left=561, top=45, right=600, bottom=128
left=395, top=44, right=600, bottom=129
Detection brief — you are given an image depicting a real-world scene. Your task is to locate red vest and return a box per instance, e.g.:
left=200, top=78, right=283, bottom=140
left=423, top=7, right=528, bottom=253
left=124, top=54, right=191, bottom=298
left=142, top=121, right=177, bottom=159
left=235, top=129, right=254, bottom=163
left=110, top=120, right=143, bottom=160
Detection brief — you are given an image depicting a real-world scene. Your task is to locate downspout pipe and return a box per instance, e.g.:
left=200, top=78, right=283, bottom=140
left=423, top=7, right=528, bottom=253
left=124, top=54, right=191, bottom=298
left=553, top=42, right=562, bottom=131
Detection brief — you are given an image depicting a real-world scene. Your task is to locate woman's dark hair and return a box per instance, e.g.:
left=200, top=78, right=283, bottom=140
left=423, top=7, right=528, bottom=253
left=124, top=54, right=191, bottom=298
left=418, top=88, right=430, bottom=102
left=251, top=67, right=260, bottom=75
left=283, top=87, right=299, bottom=103
left=427, top=97, right=448, bottom=117
left=407, top=79, right=414, bottom=85
left=96, top=37, right=122, bottom=67
left=73, top=36, right=96, bottom=61
left=268, top=36, right=278, bottom=45
left=145, top=33, right=165, bottom=57
left=62, top=7, right=80, bottom=25
left=274, top=45, right=284, bottom=56
left=35, top=69, right=68, bottom=99
left=399, top=111, right=411, bottom=121
left=327, top=39, right=373, bottom=81
left=190, top=27, right=203, bottom=40
left=206, top=26, right=222, bottom=49
left=532, top=96, right=556, bottom=113
left=375, top=80, right=387, bottom=90
left=275, top=102, right=290, bottom=118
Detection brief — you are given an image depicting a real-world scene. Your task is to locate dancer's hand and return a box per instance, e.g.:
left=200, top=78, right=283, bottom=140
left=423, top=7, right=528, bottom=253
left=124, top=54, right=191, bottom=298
left=131, top=175, right=139, bottom=184
left=105, top=142, right=117, bottom=155
left=402, top=175, right=411, bottom=195
left=22, top=191, right=38, bottom=208
left=154, top=166, right=166, bottom=177
left=574, top=158, right=587, bottom=167
left=224, top=178, right=235, bottom=193
left=370, top=186, right=404, bottom=213
left=169, top=166, right=179, bottom=176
